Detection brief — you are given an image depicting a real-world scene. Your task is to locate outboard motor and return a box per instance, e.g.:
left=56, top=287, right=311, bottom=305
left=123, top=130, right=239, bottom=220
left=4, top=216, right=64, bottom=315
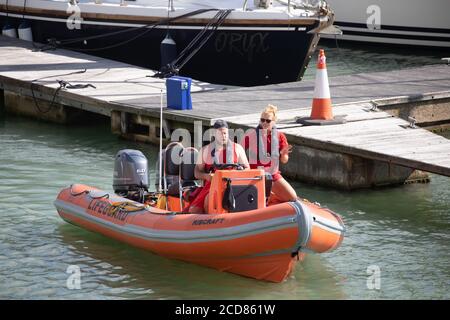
left=113, top=149, right=149, bottom=201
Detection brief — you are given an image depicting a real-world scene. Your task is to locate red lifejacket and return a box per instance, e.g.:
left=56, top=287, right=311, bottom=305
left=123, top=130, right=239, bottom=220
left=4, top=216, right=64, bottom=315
left=203, top=141, right=238, bottom=173
left=184, top=142, right=238, bottom=212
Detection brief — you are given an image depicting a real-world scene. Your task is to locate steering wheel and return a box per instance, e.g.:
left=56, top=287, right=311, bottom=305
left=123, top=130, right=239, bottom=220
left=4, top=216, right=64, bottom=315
left=214, top=163, right=244, bottom=170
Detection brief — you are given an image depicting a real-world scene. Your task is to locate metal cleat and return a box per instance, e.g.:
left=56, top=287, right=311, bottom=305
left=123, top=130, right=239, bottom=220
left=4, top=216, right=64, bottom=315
left=370, top=101, right=379, bottom=112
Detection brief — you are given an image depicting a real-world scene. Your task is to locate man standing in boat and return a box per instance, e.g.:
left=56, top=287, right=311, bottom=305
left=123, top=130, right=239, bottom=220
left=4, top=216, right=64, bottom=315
left=187, top=120, right=250, bottom=214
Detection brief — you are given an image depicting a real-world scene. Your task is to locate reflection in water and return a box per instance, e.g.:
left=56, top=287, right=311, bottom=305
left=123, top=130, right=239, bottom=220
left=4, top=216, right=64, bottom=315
left=56, top=223, right=346, bottom=300
left=303, top=40, right=444, bottom=81
left=291, top=172, right=450, bottom=300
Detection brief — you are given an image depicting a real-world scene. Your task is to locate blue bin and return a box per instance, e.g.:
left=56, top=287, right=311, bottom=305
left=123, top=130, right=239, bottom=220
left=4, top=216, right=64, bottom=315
left=166, top=76, right=192, bottom=110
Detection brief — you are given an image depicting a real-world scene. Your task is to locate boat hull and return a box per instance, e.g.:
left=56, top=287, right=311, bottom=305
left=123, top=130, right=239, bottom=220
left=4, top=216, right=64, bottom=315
left=324, top=0, right=450, bottom=48
left=0, top=2, right=325, bottom=85
left=54, top=184, right=345, bottom=282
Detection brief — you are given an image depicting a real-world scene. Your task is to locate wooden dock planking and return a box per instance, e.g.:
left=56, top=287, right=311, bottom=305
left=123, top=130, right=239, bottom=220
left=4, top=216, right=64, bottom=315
left=0, top=36, right=230, bottom=122
left=0, top=37, right=227, bottom=96
left=216, top=102, right=395, bottom=128
left=1, top=35, right=450, bottom=179
left=225, top=104, right=450, bottom=176
left=249, top=115, right=450, bottom=176
left=220, top=101, right=450, bottom=178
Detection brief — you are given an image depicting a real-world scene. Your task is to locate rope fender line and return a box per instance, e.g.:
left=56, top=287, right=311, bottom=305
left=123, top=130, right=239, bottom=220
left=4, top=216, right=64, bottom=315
left=67, top=186, right=196, bottom=215
left=68, top=185, right=144, bottom=213
left=56, top=80, right=96, bottom=90
left=155, top=9, right=233, bottom=78
left=29, top=69, right=96, bottom=114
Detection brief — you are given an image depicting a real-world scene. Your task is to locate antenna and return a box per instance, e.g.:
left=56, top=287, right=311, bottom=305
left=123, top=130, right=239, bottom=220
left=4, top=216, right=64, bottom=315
left=158, top=89, right=164, bottom=192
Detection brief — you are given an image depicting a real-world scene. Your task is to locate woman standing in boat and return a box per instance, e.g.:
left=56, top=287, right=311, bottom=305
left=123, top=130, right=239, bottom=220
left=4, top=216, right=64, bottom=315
left=241, top=105, right=297, bottom=203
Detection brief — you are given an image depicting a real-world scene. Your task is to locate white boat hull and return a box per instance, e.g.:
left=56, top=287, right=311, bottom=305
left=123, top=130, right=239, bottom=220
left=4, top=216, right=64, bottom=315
left=323, top=0, right=450, bottom=48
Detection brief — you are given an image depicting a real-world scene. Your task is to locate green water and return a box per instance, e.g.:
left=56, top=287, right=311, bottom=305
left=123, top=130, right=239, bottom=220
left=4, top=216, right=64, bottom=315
left=303, top=40, right=447, bottom=81
left=0, top=116, right=448, bottom=299
left=0, top=41, right=449, bottom=299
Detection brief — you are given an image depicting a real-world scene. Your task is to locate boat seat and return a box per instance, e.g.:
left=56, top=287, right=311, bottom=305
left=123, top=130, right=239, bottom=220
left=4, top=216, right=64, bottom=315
left=180, top=148, right=198, bottom=182
left=167, top=180, right=198, bottom=197
left=164, top=142, right=184, bottom=176
left=167, top=147, right=200, bottom=204
left=163, top=175, right=176, bottom=193
left=161, top=142, right=183, bottom=193
left=176, top=148, right=200, bottom=200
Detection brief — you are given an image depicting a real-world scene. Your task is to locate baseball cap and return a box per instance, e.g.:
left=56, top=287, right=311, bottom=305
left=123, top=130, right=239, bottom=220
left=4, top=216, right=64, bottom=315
left=213, top=119, right=228, bottom=129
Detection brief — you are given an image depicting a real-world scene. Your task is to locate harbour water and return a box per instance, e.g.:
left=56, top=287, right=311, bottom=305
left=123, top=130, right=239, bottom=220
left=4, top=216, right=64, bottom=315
left=303, top=39, right=448, bottom=80
left=0, top=41, right=449, bottom=299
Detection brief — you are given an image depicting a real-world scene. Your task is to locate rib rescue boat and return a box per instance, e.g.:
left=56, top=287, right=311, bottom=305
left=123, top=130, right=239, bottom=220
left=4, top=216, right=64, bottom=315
left=54, top=147, right=345, bottom=282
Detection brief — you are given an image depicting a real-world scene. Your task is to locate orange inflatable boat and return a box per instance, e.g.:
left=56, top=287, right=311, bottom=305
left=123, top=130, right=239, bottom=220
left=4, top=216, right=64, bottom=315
left=54, top=149, right=345, bottom=282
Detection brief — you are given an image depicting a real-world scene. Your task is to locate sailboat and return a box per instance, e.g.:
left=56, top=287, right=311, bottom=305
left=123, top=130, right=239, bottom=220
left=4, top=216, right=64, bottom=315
left=0, top=0, right=336, bottom=85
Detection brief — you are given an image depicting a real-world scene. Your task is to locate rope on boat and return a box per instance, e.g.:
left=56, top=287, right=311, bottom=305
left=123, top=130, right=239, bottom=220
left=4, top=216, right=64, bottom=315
left=155, top=9, right=233, bottom=78
left=32, top=9, right=218, bottom=53
left=69, top=185, right=109, bottom=199
left=109, top=201, right=145, bottom=213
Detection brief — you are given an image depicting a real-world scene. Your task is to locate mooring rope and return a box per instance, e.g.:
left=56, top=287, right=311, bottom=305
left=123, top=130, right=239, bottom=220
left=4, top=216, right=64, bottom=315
left=155, top=9, right=233, bottom=77
left=33, top=9, right=218, bottom=53
left=29, top=69, right=96, bottom=114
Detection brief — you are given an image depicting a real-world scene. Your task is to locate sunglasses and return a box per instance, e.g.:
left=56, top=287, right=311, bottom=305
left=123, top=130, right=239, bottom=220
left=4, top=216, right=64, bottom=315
left=260, top=118, right=272, bottom=124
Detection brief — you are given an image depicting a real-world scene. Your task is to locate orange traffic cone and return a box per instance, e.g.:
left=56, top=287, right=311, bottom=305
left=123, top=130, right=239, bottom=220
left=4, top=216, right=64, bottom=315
left=310, top=49, right=333, bottom=120
left=295, top=49, right=346, bottom=126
